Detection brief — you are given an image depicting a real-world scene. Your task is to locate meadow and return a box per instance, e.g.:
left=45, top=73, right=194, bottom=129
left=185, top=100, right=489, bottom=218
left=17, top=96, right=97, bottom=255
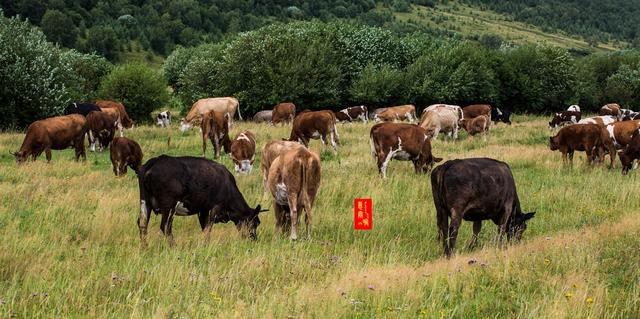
left=0, top=115, right=638, bottom=318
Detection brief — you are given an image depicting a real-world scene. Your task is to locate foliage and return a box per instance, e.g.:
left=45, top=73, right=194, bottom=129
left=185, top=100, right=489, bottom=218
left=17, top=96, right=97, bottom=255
left=175, top=44, right=225, bottom=113
left=65, top=51, right=113, bottom=100
left=97, top=63, right=169, bottom=123
left=605, top=64, right=640, bottom=109
left=163, top=45, right=195, bottom=88
left=349, top=64, right=408, bottom=107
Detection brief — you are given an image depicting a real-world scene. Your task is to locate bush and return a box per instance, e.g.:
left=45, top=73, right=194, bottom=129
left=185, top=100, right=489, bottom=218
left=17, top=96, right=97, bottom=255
left=65, top=51, right=112, bottom=99
left=97, top=63, right=169, bottom=123
left=175, top=43, right=226, bottom=112
left=605, top=64, right=640, bottom=109
left=349, top=64, right=408, bottom=107
left=163, top=45, right=195, bottom=88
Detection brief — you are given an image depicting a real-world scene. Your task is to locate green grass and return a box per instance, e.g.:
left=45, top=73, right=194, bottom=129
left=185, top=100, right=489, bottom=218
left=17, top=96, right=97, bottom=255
left=0, top=116, right=638, bottom=317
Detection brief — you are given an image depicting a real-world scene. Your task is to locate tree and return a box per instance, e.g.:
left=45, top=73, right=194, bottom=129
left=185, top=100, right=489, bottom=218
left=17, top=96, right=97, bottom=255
left=40, top=9, right=78, bottom=47
left=84, top=25, right=120, bottom=61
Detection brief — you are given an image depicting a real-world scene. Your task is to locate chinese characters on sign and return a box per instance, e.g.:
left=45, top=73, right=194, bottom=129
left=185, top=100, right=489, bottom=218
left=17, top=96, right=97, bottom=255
left=354, top=198, right=372, bottom=230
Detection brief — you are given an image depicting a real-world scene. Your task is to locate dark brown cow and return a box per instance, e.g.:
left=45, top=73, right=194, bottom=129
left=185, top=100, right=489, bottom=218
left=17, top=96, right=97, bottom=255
left=230, top=131, right=256, bottom=174
left=549, top=124, right=606, bottom=165
left=95, top=100, right=134, bottom=136
left=289, top=110, right=339, bottom=153
left=334, top=105, right=368, bottom=123
left=13, top=114, right=88, bottom=163
left=267, top=147, right=321, bottom=240
left=619, top=129, right=640, bottom=174
left=599, top=103, right=621, bottom=118
left=600, top=120, right=640, bottom=168
left=201, top=110, right=231, bottom=159
left=86, top=111, right=118, bottom=152
left=461, top=114, right=490, bottom=138
left=110, top=137, right=143, bottom=176
left=369, top=123, right=442, bottom=178
left=272, top=102, right=296, bottom=125
left=462, top=104, right=491, bottom=120
left=548, top=111, right=581, bottom=129
left=431, top=158, right=535, bottom=257
left=252, top=110, right=273, bottom=123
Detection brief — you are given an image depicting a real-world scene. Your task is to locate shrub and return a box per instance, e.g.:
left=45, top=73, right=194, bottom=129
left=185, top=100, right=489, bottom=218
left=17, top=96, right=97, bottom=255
left=163, top=45, right=195, bottom=88
left=175, top=43, right=226, bottom=112
left=349, top=64, right=408, bottom=107
left=97, top=63, right=169, bottom=123
left=65, top=51, right=112, bottom=99
left=605, top=64, right=640, bottom=109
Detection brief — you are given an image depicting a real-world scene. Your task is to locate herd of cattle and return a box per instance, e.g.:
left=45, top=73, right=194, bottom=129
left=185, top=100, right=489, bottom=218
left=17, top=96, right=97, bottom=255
left=11, top=96, right=638, bottom=256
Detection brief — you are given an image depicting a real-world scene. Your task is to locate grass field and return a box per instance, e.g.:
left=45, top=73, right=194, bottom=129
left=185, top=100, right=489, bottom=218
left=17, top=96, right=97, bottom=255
left=0, top=116, right=638, bottom=318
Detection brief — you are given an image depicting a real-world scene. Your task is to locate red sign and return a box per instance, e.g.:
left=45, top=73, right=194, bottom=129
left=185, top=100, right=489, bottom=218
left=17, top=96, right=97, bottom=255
left=354, top=198, right=372, bottom=230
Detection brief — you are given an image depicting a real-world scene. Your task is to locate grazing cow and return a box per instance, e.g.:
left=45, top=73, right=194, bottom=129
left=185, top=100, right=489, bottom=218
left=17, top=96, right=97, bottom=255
left=267, top=147, right=321, bottom=240
left=600, top=120, right=640, bottom=168
left=156, top=111, right=171, bottom=127
left=137, top=155, right=266, bottom=247
left=63, top=103, right=101, bottom=116
left=491, top=107, right=511, bottom=125
left=110, top=137, right=143, bottom=176
left=461, top=114, right=490, bottom=139
left=619, top=129, right=640, bottom=175
left=567, top=105, right=581, bottom=112
left=13, top=114, right=87, bottom=163
left=335, top=105, right=368, bottom=123
left=289, top=110, right=339, bottom=153
left=599, top=103, right=621, bottom=118
left=621, top=111, right=640, bottom=121
left=201, top=110, right=231, bottom=159
left=549, top=124, right=606, bottom=165
left=230, top=131, right=256, bottom=174
left=370, top=123, right=442, bottom=178
left=95, top=100, right=133, bottom=136
left=260, top=140, right=305, bottom=189
left=578, top=115, right=617, bottom=127
left=548, top=111, right=581, bottom=129
left=370, top=107, right=387, bottom=120
left=462, top=104, right=491, bottom=120
left=419, top=105, right=463, bottom=140
left=180, top=97, right=241, bottom=132
left=272, top=102, right=296, bottom=125
left=252, top=110, right=273, bottom=123
left=86, top=111, right=118, bottom=152
left=373, top=105, right=417, bottom=123
left=431, top=158, right=535, bottom=257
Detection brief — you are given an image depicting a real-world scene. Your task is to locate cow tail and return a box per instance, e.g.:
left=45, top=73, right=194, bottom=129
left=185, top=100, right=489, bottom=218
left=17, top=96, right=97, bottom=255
left=369, top=131, right=376, bottom=157
left=333, top=121, right=340, bottom=145
left=236, top=101, right=243, bottom=121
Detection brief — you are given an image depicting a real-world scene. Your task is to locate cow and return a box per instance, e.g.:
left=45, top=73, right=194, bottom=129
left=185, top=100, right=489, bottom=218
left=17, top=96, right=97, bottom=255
left=156, top=111, right=171, bottom=127
left=548, top=124, right=606, bottom=165
left=462, top=104, right=491, bottom=120
left=619, top=129, right=640, bottom=175
left=621, top=111, right=640, bottom=121
left=289, top=110, right=339, bottom=154
left=619, top=108, right=636, bottom=121
left=272, top=102, right=296, bottom=125
left=369, top=123, right=442, bottom=178
left=373, top=105, right=417, bottom=123
left=578, top=115, right=617, bottom=127
left=334, top=105, right=368, bottom=123
left=201, top=110, right=231, bottom=159
left=180, top=97, right=241, bottom=132
left=599, top=103, right=621, bottom=119
left=63, top=103, right=101, bottom=117
left=229, top=131, right=256, bottom=174
left=267, top=147, right=321, bottom=240
left=13, top=114, right=87, bottom=163
left=419, top=105, right=463, bottom=140
left=86, top=111, right=118, bottom=152
left=431, top=158, right=535, bottom=257
left=370, top=107, right=387, bottom=121
left=260, top=140, right=305, bottom=189
left=136, top=155, right=266, bottom=247
left=110, top=137, right=143, bottom=176
left=491, top=107, right=511, bottom=125
left=94, top=100, right=133, bottom=136
left=600, top=120, right=640, bottom=168
left=548, top=111, right=581, bottom=129
left=252, top=110, right=273, bottom=123
left=461, top=114, right=490, bottom=139
left=567, top=105, right=580, bottom=112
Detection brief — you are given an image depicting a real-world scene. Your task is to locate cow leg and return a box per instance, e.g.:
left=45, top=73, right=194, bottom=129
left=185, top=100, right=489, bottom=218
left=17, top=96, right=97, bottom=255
left=568, top=150, right=574, bottom=164
left=213, top=136, right=220, bottom=159
left=447, top=213, right=461, bottom=257
left=165, top=210, right=176, bottom=247
left=45, top=147, right=52, bottom=163
left=138, top=200, right=151, bottom=248
left=88, top=131, right=96, bottom=152
left=320, top=135, right=327, bottom=153
left=561, top=150, right=568, bottom=164
left=202, top=134, right=207, bottom=158
left=288, top=195, right=299, bottom=241
left=204, top=205, right=222, bottom=241
left=467, top=221, right=482, bottom=249
left=274, top=203, right=285, bottom=235
left=330, top=131, right=338, bottom=154
left=303, top=202, right=312, bottom=239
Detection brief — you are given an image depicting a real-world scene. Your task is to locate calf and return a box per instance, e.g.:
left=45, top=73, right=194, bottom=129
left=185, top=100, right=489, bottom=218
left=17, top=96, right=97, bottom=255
left=260, top=140, right=305, bottom=189
left=289, top=110, right=339, bottom=154
left=230, top=131, right=256, bottom=174
left=335, top=105, right=368, bottom=123
left=431, top=158, right=535, bottom=256
left=156, top=111, right=171, bottom=127
left=548, top=111, right=581, bottom=129
left=86, top=111, right=117, bottom=152
left=419, top=105, right=462, bottom=140
left=600, top=120, right=640, bottom=168
left=252, top=110, right=273, bottom=123
left=374, top=105, right=417, bottom=123
left=370, top=123, right=442, bottom=178
left=462, top=104, right=491, bottom=120
left=491, top=107, right=511, bottom=125
left=272, top=102, right=296, bottom=125
left=549, top=124, right=605, bottom=165
left=578, top=115, right=617, bottom=127
left=13, top=114, right=87, bottom=163
left=267, top=147, right=321, bottom=240
left=461, top=114, right=490, bottom=139
left=64, top=103, right=101, bottom=116
left=137, top=155, right=266, bottom=247
left=619, top=129, right=640, bottom=175
left=110, top=137, right=143, bottom=176
left=201, top=110, right=231, bottom=159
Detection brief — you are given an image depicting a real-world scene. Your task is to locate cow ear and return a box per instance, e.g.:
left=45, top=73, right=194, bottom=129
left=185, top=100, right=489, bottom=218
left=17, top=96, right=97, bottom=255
left=524, top=212, right=536, bottom=220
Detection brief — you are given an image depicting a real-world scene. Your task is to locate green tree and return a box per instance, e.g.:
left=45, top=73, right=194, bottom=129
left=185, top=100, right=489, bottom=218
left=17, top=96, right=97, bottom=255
left=605, top=64, right=640, bottom=108
left=349, top=64, right=407, bottom=107
left=84, top=25, right=120, bottom=61
left=40, top=9, right=78, bottom=47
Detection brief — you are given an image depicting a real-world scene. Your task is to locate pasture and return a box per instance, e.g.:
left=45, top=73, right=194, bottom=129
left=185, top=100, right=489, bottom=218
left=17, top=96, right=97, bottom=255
left=0, top=115, right=638, bottom=318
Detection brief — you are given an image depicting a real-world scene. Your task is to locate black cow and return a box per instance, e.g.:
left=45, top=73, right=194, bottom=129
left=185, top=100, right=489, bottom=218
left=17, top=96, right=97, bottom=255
left=548, top=111, right=581, bottom=129
left=64, top=103, right=101, bottom=116
left=431, top=158, right=535, bottom=257
left=137, top=155, right=266, bottom=247
left=491, top=107, right=511, bottom=125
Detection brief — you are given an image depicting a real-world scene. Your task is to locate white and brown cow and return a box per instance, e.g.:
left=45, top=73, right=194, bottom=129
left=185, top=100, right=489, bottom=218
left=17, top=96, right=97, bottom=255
left=201, top=110, right=231, bottom=159
left=567, top=105, right=581, bottom=112
left=335, top=105, right=368, bottom=123
left=578, top=115, right=617, bottom=127
left=260, top=140, right=305, bottom=189
left=373, top=105, right=417, bottom=123
left=462, top=104, right=491, bottom=120
left=599, top=103, right=621, bottom=119
left=229, top=131, right=256, bottom=174
left=289, top=110, right=339, bottom=154
left=548, top=111, right=581, bottom=129
left=601, top=120, right=640, bottom=168
left=370, top=122, right=442, bottom=178
left=180, top=97, right=241, bottom=132
left=267, top=147, right=321, bottom=241
left=419, top=104, right=463, bottom=140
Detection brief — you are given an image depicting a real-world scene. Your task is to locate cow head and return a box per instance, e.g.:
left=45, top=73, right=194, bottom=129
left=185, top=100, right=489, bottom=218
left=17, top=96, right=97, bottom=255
left=548, top=113, right=561, bottom=130
left=508, top=212, right=536, bottom=241
left=179, top=118, right=192, bottom=132
left=234, top=205, right=267, bottom=240
left=12, top=151, right=27, bottom=164
left=549, top=136, right=560, bottom=151
left=231, top=155, right=254, bottom=174
left=619, top=150, right=634, bottom=175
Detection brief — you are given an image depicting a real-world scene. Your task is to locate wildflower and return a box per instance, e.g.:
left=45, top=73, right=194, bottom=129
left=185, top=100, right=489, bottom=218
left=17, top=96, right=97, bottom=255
left=586, top=297, right=594, bottom=305
left=564, top=292, right=573, bottom=300
left=544, top=258, right=551, bottom=265
left=209, top=292, right=222, bottom=303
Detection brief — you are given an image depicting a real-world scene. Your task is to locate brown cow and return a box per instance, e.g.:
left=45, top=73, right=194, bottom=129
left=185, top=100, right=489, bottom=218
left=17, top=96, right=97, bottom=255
left=201, top=110, right=231, bottom=159
left=260, top=140, right=305, bottom=189
left=110, top=137, right=143, bottom=176
left=13, top=114, right=88, bottom=163
left=272, top=102, right=296, bottom=125
left=461, top=114, right=490, bottom=139
left=267, top=147, right=321, bottom=240
left=94, top=100, right=133, bottom=136
left=180, top=97, right=241, bottom=131
left=462, top=104, right=491, bottom=120
left=599, top=103, right=621, bottom=118
left=289, top=110, right=339, bottom=153
left=334, top=105, right=368, bottom=123
left=86, top=111, right=118, bottom=152
left=230, top=131, right=256, bottom=174
left=619, top=129, right=640, bottom=174
left=601, top=120, right=640, bottom=168
left=370, top=123, right=442, bottom=178
left=373, top=105, right=416, bottom=123
left=549, top=124, right=606, bottom=165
